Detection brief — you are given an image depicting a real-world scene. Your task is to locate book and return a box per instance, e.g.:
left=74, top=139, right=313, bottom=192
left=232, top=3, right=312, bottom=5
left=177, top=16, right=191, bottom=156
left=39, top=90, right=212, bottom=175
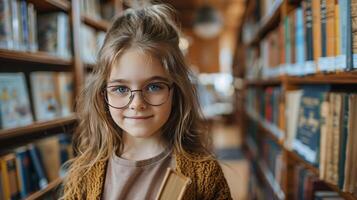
left=30, top=72, right=61, bottom=121
left=55, top=72, right=74, bottom=117
left=155, top=168, right=191, bottom=200
left=15, top=146, right=32, bottom=198
left=0, top=153, right=20, bottom=200
left=28, top=144, right=48, bottom=189
left=35, top=136, right=61, bottom=182
left=37, top=12, right=71, bottom=59
left=293, top=85, right=330, bottom=166
left=352, top=0, right=357, bottom=68
left=0, top=0, right=13, bottom=49
left=285, top=90, right=303, bottom=150
left=0, top=73, right=33, bottom=129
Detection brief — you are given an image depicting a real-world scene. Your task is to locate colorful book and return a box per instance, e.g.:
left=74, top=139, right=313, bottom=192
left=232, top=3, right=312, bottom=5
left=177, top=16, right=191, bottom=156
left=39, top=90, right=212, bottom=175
left=0, top=153, right=20, bottom=200
left=293, top=85, right=330, bottom=166
left=55, top=72, right=74, bottom=117
left=352, top=0, right=357, bottom=69
left=37, top=12, right=71, bottom=58
left=28, top=144, right=48, bottom=189
left=35, top=136, right=61, bottom=182
left=15, top=146, right=31, bottom=198
left=0, top=0, right=13, bottom=49
left=0, top=73, right=33, bottom=129
left=30, top=72, right=61, bottom=121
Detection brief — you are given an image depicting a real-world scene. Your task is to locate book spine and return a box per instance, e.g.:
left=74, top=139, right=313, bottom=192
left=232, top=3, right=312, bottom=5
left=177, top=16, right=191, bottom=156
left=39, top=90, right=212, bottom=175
left=351, top=0, right=357, bottom=68
left=0, top=0, right=13, bottom=49
left=304, top=0, right=314, bottom=61
left=337, top=0, right=350, bottom=71
left=326, top=0, right=336, bottom=58
left=321, top=0, right=327, bottom=57
left=338, top=94, right=349, bottom=189
left=19, top=0, right=28, bottom=50
left=312, top=0, right=322, bottom=62
left=28, top=144, right=48, bottom=189
left=296, top=7, right=305, bottom=75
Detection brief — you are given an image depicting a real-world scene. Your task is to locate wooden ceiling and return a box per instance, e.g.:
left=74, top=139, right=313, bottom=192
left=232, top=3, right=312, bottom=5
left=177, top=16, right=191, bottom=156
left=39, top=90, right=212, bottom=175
left=159, top=0, right=246, bottom=29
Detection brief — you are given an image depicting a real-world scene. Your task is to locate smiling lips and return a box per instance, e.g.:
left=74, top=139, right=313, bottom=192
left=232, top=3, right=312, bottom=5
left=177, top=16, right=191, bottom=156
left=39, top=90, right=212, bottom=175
left=125, top=115, right=153, bottom=120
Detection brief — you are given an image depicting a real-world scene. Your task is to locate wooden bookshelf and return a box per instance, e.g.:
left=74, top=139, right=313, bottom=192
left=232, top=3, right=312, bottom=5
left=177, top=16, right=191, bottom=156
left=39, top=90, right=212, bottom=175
left=243, top=139, right=286, bottom=200
left=0, top=116, right=77, bottom=149
left=245, top=72, right=357, bottom=86
left=0, top=0, right=123, bottom=198
left=81, top=15, right=110, bottom=32
left=244, top=107, right=357, bottom=199
left=0, top=115, right=77, bottom=140
left=245, top=0, right=283, bottom=47
left=25, top=178, right=62, bottom=200
left=27, top=0, right=70, bottom=12
left=0, top=49, right=72, bottom=66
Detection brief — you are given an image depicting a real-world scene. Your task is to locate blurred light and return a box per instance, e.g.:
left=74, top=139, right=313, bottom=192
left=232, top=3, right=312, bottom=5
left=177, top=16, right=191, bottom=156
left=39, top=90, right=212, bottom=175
left=179, top=37, right=189, bottom=51
left=193, top=5, right=223, bottom=39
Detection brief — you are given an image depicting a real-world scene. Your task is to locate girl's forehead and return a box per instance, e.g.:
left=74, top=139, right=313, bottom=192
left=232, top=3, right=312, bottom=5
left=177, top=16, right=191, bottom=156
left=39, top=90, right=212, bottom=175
left=109, top=49, right=171, bottom=83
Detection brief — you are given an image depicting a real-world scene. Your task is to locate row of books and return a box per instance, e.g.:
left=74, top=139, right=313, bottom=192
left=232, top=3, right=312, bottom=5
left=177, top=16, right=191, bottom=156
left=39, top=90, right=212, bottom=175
left=80, top=0, right=115, bottom=21
left=245, top=0, right=357, bottom=79
left=0, top=0, right=72, bottom=58
left=0, top=72, right=73, bottom=130
left=246, top=85, right=357, bottom=196
left=247, top=124, right=347, bottom=200
left=80, top=25, right=105, bottom=65
left=292, top=164, right=344, bottom=200
left=0, top=133, right=72, bottom=200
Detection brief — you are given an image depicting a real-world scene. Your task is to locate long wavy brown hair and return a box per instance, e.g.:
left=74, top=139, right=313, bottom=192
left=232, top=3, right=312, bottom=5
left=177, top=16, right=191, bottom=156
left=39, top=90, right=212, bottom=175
left=61, top=4, right=211, bottom=198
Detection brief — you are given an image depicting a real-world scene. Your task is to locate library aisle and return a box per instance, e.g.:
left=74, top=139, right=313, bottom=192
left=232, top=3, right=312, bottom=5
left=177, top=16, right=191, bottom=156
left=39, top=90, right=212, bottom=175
left=211, top=120, right=250, bottom=200
left=2, top=0, right=357, bottom=199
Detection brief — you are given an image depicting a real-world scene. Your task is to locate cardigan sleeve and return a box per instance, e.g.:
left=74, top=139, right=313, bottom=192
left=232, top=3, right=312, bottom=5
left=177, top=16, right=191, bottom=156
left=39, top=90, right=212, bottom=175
left=197, top=159, right=233, bottom=200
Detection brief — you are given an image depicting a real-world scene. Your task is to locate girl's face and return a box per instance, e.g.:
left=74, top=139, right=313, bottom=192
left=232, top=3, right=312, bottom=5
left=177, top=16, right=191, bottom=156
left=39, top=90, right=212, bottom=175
left=107, top=49, right=173, bottom=139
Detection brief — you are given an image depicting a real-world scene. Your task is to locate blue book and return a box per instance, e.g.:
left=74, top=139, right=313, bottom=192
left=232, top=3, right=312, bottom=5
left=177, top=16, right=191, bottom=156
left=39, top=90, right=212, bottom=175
left=338, top=94, right=350, bottom=189
left=28, top=144, right=48, bottom=189
left=15, top=147, right=31, bottom=198
left=321, top=0, right=327, bottom=57
left=293, top=85, right=330, bottom=167
left=295, top=7, right=305, bottom=75
left=337, top=0, right=351, bottom=71
left=19, top=0, right=29, bottom=50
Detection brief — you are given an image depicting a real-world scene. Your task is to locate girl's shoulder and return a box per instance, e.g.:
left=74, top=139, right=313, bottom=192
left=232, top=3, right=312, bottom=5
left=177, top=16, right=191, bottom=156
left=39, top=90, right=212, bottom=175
left=174, top=150, right=222, bottom=174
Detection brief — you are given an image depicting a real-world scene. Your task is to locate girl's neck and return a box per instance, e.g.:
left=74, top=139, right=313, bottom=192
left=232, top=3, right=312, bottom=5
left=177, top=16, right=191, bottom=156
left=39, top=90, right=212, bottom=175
left=119, top=132, right=167, bottom=161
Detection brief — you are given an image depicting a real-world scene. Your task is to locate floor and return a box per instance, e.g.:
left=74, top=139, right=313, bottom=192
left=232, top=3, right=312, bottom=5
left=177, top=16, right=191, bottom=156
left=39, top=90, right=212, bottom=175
left=210, top=120, right=250, bottom=200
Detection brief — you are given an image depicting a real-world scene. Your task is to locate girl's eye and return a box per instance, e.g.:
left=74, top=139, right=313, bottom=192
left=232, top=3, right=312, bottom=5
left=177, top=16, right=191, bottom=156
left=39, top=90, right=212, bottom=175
left=146, top=83, right=164, bottom=92
left=111, top=86, right=130, bottom=95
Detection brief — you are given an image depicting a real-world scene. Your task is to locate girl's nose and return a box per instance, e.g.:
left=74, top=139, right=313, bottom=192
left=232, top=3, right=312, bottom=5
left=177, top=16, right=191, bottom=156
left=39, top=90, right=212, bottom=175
left=128, top=92, right=147, bottom=110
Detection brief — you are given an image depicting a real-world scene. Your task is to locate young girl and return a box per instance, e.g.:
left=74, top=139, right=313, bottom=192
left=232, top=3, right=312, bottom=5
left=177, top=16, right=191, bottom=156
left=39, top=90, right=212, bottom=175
left=62, top=4, right=232, bottom=200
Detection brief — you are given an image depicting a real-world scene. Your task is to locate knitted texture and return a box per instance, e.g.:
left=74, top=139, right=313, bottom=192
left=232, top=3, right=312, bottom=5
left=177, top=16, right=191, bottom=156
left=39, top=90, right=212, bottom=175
left=64, top=152, right=232, bottom=199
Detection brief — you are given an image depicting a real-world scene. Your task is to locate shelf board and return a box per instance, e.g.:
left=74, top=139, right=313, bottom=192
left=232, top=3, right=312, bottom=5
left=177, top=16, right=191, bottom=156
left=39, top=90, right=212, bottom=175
left=285, top=72, right=357, bottom=84
left=245, top=72, right=357, bottom=86
left=25, top=178, right=62, bottom=200
left=27, top=0, right=70, bottom=12
left=0, top=49, right=72, bottom=66
left=81, top=15, right=110, bottom=32
left=0, top=115, right=77, bottom=141
left=245, top=77, right=282, bottom=86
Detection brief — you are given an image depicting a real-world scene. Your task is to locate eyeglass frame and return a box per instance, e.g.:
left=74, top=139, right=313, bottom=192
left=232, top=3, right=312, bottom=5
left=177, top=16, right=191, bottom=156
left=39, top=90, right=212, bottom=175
left=103, top=82, right=174, bottom=109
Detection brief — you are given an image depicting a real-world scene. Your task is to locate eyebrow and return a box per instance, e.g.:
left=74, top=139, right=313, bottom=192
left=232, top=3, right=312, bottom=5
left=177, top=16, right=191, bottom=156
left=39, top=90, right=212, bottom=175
left=108, top=76, right=170, bottom=84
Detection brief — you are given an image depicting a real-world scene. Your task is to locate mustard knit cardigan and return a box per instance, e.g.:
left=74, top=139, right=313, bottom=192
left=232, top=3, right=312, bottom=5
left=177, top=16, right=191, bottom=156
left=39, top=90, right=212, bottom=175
left=64, top=151, right=232, bottom=200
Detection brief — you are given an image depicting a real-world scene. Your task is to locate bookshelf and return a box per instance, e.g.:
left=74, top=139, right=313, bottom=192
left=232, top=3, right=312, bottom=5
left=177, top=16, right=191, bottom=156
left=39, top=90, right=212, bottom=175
left=0, top=0, right=123, bottom=199
left=236, top=0, right=357, bottom=199
left=24, top=178, right=62, bottom=200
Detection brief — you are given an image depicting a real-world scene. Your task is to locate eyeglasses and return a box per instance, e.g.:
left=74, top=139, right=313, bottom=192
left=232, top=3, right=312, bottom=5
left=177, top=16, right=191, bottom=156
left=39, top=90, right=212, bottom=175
left=104, top=82, right=173, bottom=109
